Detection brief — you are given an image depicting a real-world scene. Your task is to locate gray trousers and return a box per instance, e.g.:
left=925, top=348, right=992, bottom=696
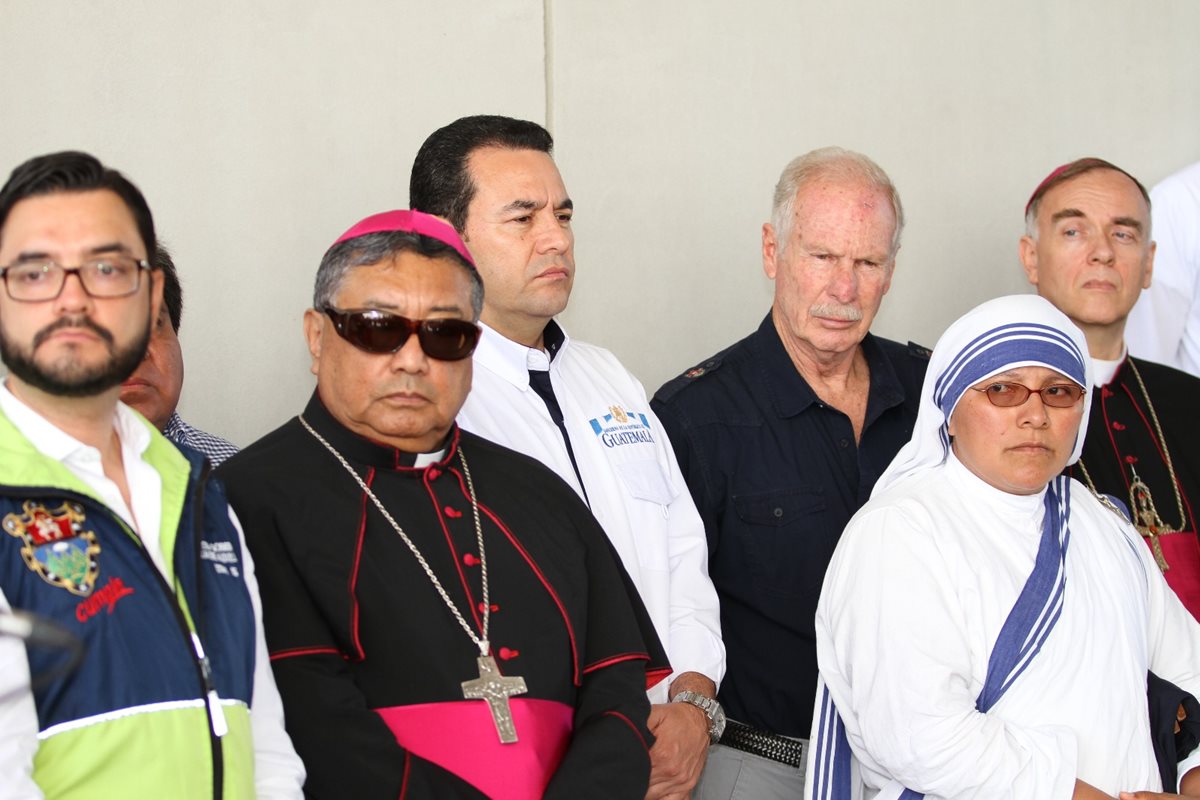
left=693, top=741, right=807, bottom=800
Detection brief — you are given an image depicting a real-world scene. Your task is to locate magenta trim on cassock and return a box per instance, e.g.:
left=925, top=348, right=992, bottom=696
left=330, top=209, right=475, bottom=267
left=375, top=698, right=573, bottom=799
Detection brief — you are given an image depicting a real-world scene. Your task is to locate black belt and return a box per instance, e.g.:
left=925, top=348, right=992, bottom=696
left=719, top=719, right=807, bottom=768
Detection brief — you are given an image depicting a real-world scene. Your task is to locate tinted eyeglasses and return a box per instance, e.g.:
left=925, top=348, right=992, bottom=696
left=323, top=307, right=480, bottom=361
left=970, top=381, right=1086, bottom=408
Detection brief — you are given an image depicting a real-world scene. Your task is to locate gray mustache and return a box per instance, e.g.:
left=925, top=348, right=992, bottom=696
left=810, top=304, right=862, bottom=322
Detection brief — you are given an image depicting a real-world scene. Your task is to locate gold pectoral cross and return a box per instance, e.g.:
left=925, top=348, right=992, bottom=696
left=461, top=655, right=528, bottom=743
left=1130, top=469, right=1171, bottom=572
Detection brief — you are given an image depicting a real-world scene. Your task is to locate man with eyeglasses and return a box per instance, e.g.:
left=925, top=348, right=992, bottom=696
left=119, top=245, right=238, bottom=465
left=410, top=116, right=726, bottom=800
left=216, top=210, right=670, bottom=798
left=0, top=151, right=304, bottom=797
left=1022, top=158, right=1200, bottom=623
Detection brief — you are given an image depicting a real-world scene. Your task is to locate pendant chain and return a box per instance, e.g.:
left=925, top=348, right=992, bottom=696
left=1077, top=359, right=1186, bottom=571
left=1125, top=358, right=1187, bottom=532
left=299, top=415, right=492, bottom=657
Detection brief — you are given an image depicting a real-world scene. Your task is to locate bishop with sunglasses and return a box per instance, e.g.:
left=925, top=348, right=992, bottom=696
left=216, top=210, right=670, bottom=799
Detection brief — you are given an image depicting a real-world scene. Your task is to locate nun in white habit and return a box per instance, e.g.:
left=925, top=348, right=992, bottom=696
left=805, top=295, right=1200, bottom=800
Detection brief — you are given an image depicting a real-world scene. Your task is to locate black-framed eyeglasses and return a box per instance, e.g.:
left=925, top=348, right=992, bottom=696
left=323, top=306, right=480, bottom=361
left=0, top=255, right=152, bottom=302
left=970, top=381, right=1086, bottom=408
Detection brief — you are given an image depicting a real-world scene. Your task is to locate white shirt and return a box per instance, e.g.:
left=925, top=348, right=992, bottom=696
left=0, top=384, right=304, bottom=799
left=812, top=453, right=1200, bottom=798
left=1126, top=161, right=1200, bottom=376
left=458, top=322, right=725, bottom=702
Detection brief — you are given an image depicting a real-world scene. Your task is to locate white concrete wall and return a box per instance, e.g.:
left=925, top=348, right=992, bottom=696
left=553, top=0, right=1200, bottom=391
left=1, top=0, right=1197, bottom=444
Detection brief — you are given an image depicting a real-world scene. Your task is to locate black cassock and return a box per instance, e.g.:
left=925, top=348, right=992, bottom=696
left=219, top=393, right=670, bottom=799
left=1067, top=355, right=1200, bottom=620
left=1066, top=356, right=1200, bottom=786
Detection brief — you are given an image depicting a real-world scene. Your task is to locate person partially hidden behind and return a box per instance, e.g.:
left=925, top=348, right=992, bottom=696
left=807, top=294, right=1200, bottom=799
left=217, top=209, right=670, bottom=798
left=1126, top=160, right=1200, bottom=377
left=119, top=244, right=238, bottom=465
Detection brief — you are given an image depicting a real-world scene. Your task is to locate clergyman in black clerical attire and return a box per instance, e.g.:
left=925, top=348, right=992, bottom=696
left=217, top=210, right=669, bottom=799
left=1021, top=158, right=1200, bottom=621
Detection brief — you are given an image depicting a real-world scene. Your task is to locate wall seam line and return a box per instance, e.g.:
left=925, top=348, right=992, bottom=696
left=543, top=0, right=555, bottom=133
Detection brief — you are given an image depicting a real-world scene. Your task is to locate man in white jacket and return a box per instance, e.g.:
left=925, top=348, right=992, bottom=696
left=410, top=115, right=725, bottom=800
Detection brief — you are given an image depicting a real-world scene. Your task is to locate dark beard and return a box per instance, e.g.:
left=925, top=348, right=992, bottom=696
left=1, top=314, right=152, bottom=398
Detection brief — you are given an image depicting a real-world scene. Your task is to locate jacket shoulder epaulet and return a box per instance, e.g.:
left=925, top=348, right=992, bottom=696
left=653, top=354, right=726, bottom=403
left=908, top=341, right=932, bottom=361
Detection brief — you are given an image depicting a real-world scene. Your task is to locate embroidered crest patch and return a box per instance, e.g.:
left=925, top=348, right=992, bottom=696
left=3, top=501, right=101, bottom=596
left=589, top=405, right=656, bottom=448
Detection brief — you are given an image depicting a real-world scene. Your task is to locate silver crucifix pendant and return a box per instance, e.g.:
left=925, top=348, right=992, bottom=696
left=461, top=654, right=528, bottom=743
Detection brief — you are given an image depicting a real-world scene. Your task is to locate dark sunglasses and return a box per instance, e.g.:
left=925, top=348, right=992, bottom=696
left=323, top=307, right=480, bottom=361
left=970, top=381, right=1086, bottom=408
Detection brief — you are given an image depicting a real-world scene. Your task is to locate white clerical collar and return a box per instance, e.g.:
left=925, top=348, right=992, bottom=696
left=472, top=321, right=572, bottom=389
left=414, top=450, right=445, bottom=468
left=1091, top=344, right=1128, bottom=387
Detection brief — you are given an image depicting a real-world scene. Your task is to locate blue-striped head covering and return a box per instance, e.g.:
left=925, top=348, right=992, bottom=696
left=874, top=294, right=1092, bottom=496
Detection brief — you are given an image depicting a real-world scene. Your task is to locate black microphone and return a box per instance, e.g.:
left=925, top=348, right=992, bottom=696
left=0, top=610, right=81, bottom=650
left=0, top=610, right=85, bottom=693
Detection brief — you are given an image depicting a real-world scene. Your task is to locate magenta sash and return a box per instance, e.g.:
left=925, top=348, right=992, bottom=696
left=376, top=698, right=573, bottom=799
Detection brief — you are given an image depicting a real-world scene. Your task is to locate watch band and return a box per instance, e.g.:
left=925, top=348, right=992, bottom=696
left=670, top=690, right=726, bottom=743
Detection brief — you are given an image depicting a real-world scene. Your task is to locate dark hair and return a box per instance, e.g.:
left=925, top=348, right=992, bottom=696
left=1025, top=157, right=1151, bottom=236
left=0, top=151, right=156, bottom=259
left=313, top=231, right=484, bottom=319
left=409, top=115, right=554, bottom=232
left=155, top=244, right=183, bottom=332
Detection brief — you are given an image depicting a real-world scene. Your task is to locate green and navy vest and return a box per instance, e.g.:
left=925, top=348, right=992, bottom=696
left=0, top=409, right=257, bottom=799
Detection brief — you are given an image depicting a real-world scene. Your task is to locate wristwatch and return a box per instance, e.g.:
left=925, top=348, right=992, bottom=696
left=670, top=690, right=726, bottom=743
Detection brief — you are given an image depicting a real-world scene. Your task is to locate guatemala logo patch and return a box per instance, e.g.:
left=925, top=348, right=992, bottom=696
left=588, top=405, right=656, bottom=448
left=3, top=501, right=101, bottom=596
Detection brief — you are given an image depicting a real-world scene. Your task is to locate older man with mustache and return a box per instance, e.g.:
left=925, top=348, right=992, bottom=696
left=652, top=147, right=928, bottom=799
